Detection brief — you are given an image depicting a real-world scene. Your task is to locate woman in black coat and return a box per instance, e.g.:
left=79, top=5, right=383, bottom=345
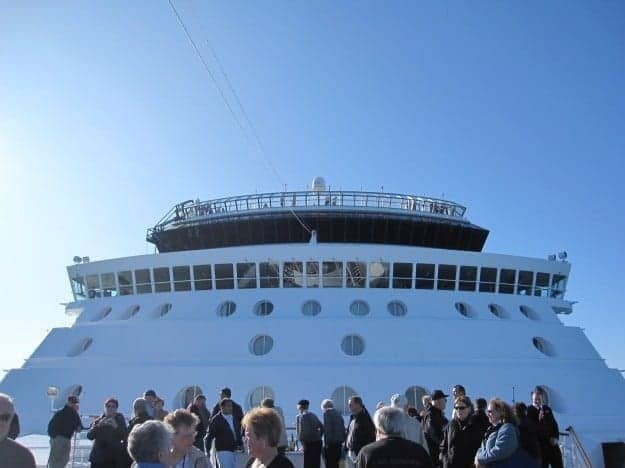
left=87, top=397, right=128, bottom=468
left=440, top=396, right=483, bottom=468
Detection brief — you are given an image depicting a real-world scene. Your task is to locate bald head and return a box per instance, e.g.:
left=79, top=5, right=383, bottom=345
left=0, top=393, right=15, bottom=441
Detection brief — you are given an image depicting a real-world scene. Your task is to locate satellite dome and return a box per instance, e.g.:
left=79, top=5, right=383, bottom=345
left=311, top=176, right=327, bottom=192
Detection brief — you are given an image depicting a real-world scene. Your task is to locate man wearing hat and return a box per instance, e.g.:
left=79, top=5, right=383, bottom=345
left=423, top=390, right=448, bottom=467
left=47, top=395, right=83, bottom=468
left=296, top=399, right=323, bottom=468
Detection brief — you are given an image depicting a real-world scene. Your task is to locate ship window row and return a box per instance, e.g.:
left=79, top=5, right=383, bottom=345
left=71, top=262, right=567, bottom=300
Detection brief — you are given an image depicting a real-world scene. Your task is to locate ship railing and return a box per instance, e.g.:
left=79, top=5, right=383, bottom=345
left=147, top=190, right=467, bottom=235
left=559, top=426, right=593, bottom=468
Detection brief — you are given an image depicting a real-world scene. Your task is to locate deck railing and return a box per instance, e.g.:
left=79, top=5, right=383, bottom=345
left=560, top=426, right=593, bottom=468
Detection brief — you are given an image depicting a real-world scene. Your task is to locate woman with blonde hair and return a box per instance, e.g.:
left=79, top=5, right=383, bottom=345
left=242, top=407, right=293, bottom=468
left=474, top=398, right=519, bottom=467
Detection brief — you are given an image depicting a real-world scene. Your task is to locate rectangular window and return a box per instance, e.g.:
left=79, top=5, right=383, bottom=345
left=237, top=263, right=257, bottom=289
left=86, top=274, right=101, bottom=298
left=71, top=276, right=86, bottom=300
left=459, top=266, right=477, bottom=291
left=101, top=273, right=117, bottom=297
left=323, top=261, right=343, bottom=288
left=259, top=262, right=280, bottom=288
left=193, top=265, right=212, bottom=290
left=215, top=264, right=234, bottom=290
left=135, top=269, right=153, bottom=294
left=415, top=263, right=435, bottom=289
left=392, top=263, right=413, bottom=289
left=306, top=262, right=320, bottom=288
left=118, top=271, right=134, bottom=296
left=153, top=267, right=171, bottom=293
left=284, top=262, right=303, bottom=288
left=499, top=269, right=516, bottom=294
left=517, top=271, right=534, bottom=296
left=437, top=264, right=457, bottom=290
left=551, top=274, right=567, bottom=299
left=173, top=266, right=191, bottom=292
left=346, top=262, right=366, bottom=288
left=535, top=272, right=550, bottom=297
left=369, top=262, right=390, bottom=288
left=479, top=267, right=497, bottom=293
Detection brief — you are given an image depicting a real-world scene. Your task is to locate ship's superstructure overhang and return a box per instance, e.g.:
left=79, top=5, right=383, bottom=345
left=147, top=190, right=489, bottom=252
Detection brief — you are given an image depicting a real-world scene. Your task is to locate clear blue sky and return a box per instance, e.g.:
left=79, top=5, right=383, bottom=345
left=1, top=1, right=624, bottom=379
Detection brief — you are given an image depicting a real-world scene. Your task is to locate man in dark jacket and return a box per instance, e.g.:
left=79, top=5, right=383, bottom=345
left=87, top=397, right=128, bottom=468
left=423, top=390, right=449, bottom=467
left=188, top=394, right=211, bottom=450
left=528, top=387, right=563, bottom=468
left=47, top=395, right=83, bottom=468
left=470, top=398, right=490, bottom=438
left=211, top=387, right=244, bottom=430
left=205, top=398, right=242, bottom=468
left=321, top=399, right=345, bottom=468
left=346, top=396, right=376, bottom=463
left=296, top=399, right=324, bottom=468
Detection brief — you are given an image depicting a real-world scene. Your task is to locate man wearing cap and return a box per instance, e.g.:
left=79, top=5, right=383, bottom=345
left=390, top=393, right=428, bottom=453
left=0, top=393, right=36, bottom=468
left=296, top=399, right=323, bottom=468
left=423, top=390, right=448, bottom=467
left=47, top=395, right=83, bottom=468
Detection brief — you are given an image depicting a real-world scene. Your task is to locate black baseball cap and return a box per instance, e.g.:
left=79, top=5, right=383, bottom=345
left=431, top=390, right=449, bottom=400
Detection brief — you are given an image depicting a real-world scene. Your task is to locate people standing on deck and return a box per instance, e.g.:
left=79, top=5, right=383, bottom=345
left=188, top=395, right=211, bottom=451
left=205, top=398, right=243, bottom=468
left=242, top=407, right=294, bottom=468
left=165, top=409, right=212, bottom=468
left=153, top=397, right=168, bottom=421
left=127, top=420, right=177, bottom=468
left=87, top=397, right=128, bottom=468
left=211, top=388, right=244, bottom=431
left=471, top=398, right=490, bottom=437
left=320, top=399, right=345, bottom=468
left=423, top=390, right=449, bottom=467
left=128, top=398, right=152, bottom=433
left=513, top=402, right=542, bottom=463
left=439, top=396, right=482, bottom=468
left=346, top=396, right=376, bottom=464
left=474, top=398, right=520, bottom=467
left=528, top=387, right=563, bottom=468
left=0, top=393, right=36, bottom=468
left=390, top=393, right=428, bottom=452
left=260, top=398, right=288, bottom=454
left=47, top=395, right=83, bottom=468
left=355, top=406, right=432, bottom=468
left=295, top=399, right=323, bottom=468
left=143, top=389, right=158, bottom=418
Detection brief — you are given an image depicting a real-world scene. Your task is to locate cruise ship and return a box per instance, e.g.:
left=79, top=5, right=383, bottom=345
left=1, top=177, right=624, bottom=467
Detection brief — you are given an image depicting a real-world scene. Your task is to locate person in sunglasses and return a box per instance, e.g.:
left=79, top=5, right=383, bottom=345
left=0, top=393, right=36, bottom=468
left=439, top=396, right=482, bottom=468
left=87, top=397, right=128, bottom=468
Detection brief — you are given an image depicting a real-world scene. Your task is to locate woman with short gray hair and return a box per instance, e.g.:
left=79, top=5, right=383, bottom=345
left=127, top=420, right=176, bottom=467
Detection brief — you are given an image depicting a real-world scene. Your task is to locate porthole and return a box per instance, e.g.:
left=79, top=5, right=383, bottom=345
left=250, top=335, right=274, bottom=356
left=350, top=300, right=370, bottom=316
left=67, top=338, right=93, bottom=357
left=122, top=305, right=140, bottom=320
left=153, top=303, right=172, bottom=319
left=341, top=335, right=365, bottom=356
left=247, top=386, right=275, bottom=410
left=520, top=305, right=540, bottom=321
left=532, top=336, right=556, bottom=357
left=217, top=301, right=236, bottom=317
left=254, top=300, right=274, bottom=316
left=387, top=300, right=407, bottom=317
left=454, top=302, right=476, bottom=318
left=92, top=307, right=112, bottom=322
left=331, top=386, right=358, bottom=416
left=302, top=300, right=321, bottom=316
left=488, top=303, right=509, bottom=319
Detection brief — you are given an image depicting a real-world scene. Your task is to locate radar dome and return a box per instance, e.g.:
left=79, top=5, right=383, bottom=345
left=311, top=177, right=327, bottom=192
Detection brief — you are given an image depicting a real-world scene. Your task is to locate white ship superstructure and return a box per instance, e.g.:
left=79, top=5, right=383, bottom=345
left=1, top=179, right=624, bottom=466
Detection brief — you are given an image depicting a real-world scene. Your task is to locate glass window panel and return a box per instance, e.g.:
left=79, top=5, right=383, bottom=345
left=101, top=273, right=117, bottom=297
left=135, top=269, right=152, bottom=294
left=306, top=262, right=320, bottom=288
left=173, top=266, right=191, bottom=292
left=71, top=276, right=86, bottom=299
left=215, top=264, right=234, bottom=290
left=479, top=267, right=497, bottom=293
left=499, top=269, right=516, bottom=294
left=437, top=264, right=456, bottom=290
left=323, top=261, right=343, bottom=288
left=259, top=262, right=280, bottom=288
left=551, top=274, right=567, bottom=298
left=346, top=262, right=366, bottom=288
left=153, top=267, right=171, bottom=293
left=416, top=263, right=435, bottom=289
left=284, top=262, right=304, bottom=288
left=193, top=264, right=212, bottom=290
left=369, top=262, right=390, bottom=288
left=535, top=272, right=550, bottom=297
left=86, top=274, right=101, bottom=298
left=237, top=262, right=257, bottom=289
left=459, top=266, right=477, bottom=291
left=392, top=263, right=413, bottom=289
left=517, top=270, right=534, bottom=295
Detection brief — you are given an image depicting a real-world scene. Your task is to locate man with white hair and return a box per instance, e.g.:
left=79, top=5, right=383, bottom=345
left=127, top=419, right=177, bottom=467
left=321, top=399, right=345, bottom=468
left=356, top=406, right=432, bottom=468
left=0, top=393, right=36, bottom=468
left=390, top=393, right=429, bottom=454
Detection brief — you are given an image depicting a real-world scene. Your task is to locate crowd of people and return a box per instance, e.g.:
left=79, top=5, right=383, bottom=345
left=0, top=384, right=564, bottom=468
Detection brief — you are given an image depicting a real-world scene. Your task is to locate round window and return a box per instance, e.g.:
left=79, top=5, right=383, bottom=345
left=331, top=386, right=358, bottom=416
left=532, top=336, right=556, bottom=357
left=154, top=303, right=172, bottom=318
left=121, top=305, right=140, bottom=320
left=350, top=300, right=370, bottom=316
left=247, top=386, right=275, bottom=410
left=92, top=307, right=112, bottom=322
left=488, top=303, right=508, bottom=319
left=455, top=302, right=476, bottom=318
left=520, top=305, right=540, bottom=321
left=217, top=301, right=236, bottom=317
left=387, top=301, right=407, bottom=317
left=302, top=300, right=321, bottom=316
left=254, top=300, right=274, bottom=316
left=250, top=335, right=274, bottom=356
left=341, top=335, right=365, bottom=356
left=67, top=338, right=93, bottom=357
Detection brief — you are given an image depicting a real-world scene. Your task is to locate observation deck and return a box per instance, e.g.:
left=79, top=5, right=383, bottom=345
left=147, top=190, right=489, bottom=253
